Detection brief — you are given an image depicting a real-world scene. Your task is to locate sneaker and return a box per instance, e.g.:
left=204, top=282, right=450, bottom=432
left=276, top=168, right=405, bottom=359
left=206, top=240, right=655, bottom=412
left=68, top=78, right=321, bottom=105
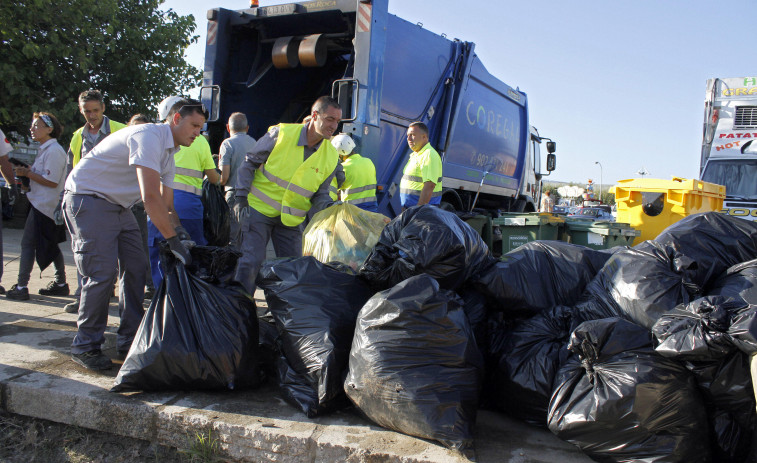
left=39, top=281, right=70, bottom=296
left=72, top=350, right=113, bottom=371
left=6, top=284, right=29, bottom=301
left=64, top=298, right=80, bottom=314
left=0, top=285, right=5, bottom=295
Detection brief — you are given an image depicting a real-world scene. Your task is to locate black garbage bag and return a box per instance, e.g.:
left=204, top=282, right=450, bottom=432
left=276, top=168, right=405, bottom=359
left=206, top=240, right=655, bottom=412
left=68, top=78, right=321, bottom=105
left=112, top=245, right=259, bottom=392
left=471, top=241, right=612, bottom=318
left=201, top=179, right=231, bottom=247
left=708, top=258, right=757, bottom=302
left=651, top=296, right=755, bottom=463
left=344, top=274, right=483, bottom=455
left=457, top=286, right=490, bottom=355
left=548, top=318, right=711, bottom=463
left=485, top=305, right=579, bottom=426
left=708, top=259, right=757, bottom=354
left=256, top=257, right=374, bottom=417
left=359, top=205, right=495, bottom=291
left=651, top=296, right=739, bottom=360
left=653, top=212, right=757, bottom=290
left=575, top=241, right=699, bottom=328
left=652, top=296, right=755, bottom=462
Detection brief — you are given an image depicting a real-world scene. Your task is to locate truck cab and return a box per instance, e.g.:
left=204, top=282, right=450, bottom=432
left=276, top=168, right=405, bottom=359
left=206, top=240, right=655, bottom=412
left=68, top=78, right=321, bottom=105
left=700, top=77, right=757, bottom=221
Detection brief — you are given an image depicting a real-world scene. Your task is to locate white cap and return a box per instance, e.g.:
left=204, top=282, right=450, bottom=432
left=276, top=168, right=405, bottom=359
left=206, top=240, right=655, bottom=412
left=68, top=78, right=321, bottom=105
left=331, top=133, right=355, bottom=157
left=157, top=95, right=183, bottom=121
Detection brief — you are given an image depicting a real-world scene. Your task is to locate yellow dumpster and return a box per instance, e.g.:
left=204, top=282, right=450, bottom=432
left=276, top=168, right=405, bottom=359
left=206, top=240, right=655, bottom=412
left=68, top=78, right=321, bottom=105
left=610, top=177, right=726, bottom=243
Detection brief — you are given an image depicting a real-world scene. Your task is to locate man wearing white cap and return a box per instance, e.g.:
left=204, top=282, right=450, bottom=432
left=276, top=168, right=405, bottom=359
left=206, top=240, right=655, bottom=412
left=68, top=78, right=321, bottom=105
left=63, top=99, right=202, bottom=371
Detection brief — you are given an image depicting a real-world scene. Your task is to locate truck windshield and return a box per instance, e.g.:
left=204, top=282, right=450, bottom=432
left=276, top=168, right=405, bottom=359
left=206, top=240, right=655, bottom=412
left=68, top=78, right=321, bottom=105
left=701, top=159, right=757, bottom=199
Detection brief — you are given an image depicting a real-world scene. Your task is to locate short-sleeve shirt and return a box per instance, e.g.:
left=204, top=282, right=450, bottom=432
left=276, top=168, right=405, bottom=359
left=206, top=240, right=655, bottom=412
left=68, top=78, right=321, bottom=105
left=219, top=132, right=256, bottom=192
left=28, top=138, right=67, bottom=219
left=0, top=129, right=12, bottom=158
left=65, top=123, right=178, bottom=208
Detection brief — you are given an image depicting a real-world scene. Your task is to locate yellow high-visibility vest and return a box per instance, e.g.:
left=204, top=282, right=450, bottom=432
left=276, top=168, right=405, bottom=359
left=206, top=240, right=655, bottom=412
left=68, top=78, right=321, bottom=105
left=340, top=154, right=377, bottom=206
left=69, top=119, right=126, bottom=166
left=249, top=123, right=338, bottom=226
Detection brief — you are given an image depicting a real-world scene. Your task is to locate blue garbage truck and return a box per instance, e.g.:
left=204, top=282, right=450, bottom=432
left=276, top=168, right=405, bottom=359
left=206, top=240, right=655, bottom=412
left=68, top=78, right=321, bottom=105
left=200, top=0, right=556, bottom=217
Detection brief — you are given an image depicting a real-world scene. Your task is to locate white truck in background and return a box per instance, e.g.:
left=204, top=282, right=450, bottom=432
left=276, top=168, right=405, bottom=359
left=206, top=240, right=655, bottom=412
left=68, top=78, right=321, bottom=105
left=700, top=77, right=757, bottom=221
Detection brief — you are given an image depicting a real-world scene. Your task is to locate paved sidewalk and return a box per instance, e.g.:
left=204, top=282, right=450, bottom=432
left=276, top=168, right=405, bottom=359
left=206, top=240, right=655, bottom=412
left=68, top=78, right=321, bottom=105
left=0, top=226, right=590, bottom=462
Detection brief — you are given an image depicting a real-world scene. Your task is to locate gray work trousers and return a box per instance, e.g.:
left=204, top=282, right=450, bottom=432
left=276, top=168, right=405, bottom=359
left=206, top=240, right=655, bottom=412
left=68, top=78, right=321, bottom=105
left=235, top=207, right=302, bottom=293
left=225, top=190, right=241, bottom=251
left=130, top=202, right=154, bottom=289
left=63, top=193, right=146, bottom=354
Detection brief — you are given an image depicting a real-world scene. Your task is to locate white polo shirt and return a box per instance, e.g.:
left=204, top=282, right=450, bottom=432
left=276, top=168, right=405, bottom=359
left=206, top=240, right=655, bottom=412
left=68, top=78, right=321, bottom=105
left=65, top=123, right=178, bottom=208
left=28, top=138, right=67, bottom=220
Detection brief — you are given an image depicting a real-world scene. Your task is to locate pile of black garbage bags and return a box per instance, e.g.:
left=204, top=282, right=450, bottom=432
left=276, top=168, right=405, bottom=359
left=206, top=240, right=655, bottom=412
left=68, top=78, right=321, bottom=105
left=112, top=207, right=757, bottom=462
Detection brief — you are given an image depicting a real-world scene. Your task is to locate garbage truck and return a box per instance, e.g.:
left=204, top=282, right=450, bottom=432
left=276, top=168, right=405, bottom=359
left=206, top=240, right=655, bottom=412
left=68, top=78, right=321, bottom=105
left=200, top=0, right=556, bottom=217
left=700, top=77, right=757, bottom=221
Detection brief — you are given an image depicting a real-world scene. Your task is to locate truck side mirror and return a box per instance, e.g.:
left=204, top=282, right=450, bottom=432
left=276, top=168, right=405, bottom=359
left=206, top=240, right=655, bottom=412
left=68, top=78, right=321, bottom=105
left=546, top=141, right=556, bottom=154
left=200, top=85, right=221, bottom=122
left=546, top=153, right=556, bottom=172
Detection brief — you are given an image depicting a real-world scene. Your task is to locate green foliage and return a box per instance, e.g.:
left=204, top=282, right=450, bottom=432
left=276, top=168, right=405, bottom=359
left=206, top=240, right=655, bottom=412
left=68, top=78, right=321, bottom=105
left=0, top=0, right=200, bottom=146
left=179, top=428, right=222, bottom=463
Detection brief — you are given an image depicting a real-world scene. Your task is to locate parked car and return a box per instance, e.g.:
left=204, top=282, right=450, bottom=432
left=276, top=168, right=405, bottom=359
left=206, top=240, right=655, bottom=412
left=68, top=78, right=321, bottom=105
left=567, top=206, right=615, bottom=222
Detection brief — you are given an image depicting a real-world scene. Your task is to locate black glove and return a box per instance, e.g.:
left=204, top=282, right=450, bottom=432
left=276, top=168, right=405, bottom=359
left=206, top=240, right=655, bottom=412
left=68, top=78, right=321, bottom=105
left=175, top=225, right=191, bottom=241
left=167, top=235, right=192, bottom=265
left=233, top=196, right=250, bottom=223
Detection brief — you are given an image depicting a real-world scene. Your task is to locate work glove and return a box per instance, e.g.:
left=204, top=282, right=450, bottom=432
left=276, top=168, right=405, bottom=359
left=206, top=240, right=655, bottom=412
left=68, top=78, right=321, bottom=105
left=233, top=196, right=251, bottom=223
left=167, top=235, right=192, bottom=265
left=174, top=225, right=191, bottom=241
left=53, top=201, right=65, bottom=226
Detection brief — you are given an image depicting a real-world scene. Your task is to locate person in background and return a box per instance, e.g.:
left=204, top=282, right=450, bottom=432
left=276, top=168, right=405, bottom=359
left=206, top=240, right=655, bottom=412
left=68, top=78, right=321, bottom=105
left=146, top=96, right=220, bottom=289
left=400, top=122, right=442, bottom=209
left=233, top=96, right=341, bottom=293
left=0, top=129, right=20, bottom=294
left=331, top=133, right=378, bottom=212
left=127, top=114, right=155, bottom=298
left=7, top=113, right=68, bottom=301
left=62, top=99, right=202, bottom=371
left=64, top=90, right=126, bottom=313
left=540, top=190, right=554, bottom=212
left=128, top=114, right=150, bottom=125
left=219, top=112, right=256, bottom=250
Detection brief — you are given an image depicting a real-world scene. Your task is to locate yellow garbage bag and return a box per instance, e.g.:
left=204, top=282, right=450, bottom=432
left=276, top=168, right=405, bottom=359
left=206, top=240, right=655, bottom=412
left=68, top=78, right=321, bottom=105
left=303, top=203, right=388, bottom=271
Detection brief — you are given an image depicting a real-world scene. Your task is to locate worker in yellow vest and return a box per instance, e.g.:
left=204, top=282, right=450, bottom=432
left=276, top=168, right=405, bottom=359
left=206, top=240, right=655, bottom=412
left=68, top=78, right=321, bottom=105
left=64, top=90, right=126, bottom=314
left=331, top=133, right=378, bottom=212
left=146, top=96, right=221, bottom=288
left=233, top=96, right=342, bottom=292
left=400, top=121, right=442, bottom=209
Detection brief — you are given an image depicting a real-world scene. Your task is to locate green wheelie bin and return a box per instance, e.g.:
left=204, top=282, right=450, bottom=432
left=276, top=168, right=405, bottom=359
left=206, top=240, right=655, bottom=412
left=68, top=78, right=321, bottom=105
left=491, top=213, right=564, bottom=254
left=562, top=219, right=640, bottom=250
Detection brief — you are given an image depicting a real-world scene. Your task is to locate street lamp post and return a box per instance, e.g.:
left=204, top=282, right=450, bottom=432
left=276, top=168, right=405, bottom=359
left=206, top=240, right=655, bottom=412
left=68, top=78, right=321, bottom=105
left=594, top=161, right=603, bottom=202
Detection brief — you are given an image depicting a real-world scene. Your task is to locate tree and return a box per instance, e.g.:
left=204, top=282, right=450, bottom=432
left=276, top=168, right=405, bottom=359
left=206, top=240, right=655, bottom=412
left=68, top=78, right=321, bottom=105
left=0, top=0, right=200, bottom=145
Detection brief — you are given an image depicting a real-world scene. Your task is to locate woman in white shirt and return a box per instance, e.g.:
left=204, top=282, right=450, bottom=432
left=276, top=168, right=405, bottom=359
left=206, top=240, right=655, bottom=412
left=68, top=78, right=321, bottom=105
left=6, top=112, right=69, bottom=300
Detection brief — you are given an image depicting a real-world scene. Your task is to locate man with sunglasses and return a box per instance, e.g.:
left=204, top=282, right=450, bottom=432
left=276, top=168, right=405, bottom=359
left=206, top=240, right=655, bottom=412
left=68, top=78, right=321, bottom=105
left=233, top=96, right=341, bottom=293
left=62, top=99, right=204, bottom=371
left=145, top=96, right=221, bottom=289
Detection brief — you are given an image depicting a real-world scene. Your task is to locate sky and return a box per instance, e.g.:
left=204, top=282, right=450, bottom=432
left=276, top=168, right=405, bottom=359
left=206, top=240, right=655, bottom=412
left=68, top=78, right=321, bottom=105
left=161, top=0, right=755, bottom=186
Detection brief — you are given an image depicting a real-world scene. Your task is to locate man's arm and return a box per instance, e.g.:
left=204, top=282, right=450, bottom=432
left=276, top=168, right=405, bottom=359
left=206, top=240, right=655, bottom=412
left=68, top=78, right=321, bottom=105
left=417, top=181, right=436, bottom=206
left=136, top=166, right=179, bottom=238
left=205, top=168, right=221, bottom=186
left=235, top=129, right=277, bottom=197
left=0, top=156, right=15, bottom=187
left=219, top=140, right=232, bottom=186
